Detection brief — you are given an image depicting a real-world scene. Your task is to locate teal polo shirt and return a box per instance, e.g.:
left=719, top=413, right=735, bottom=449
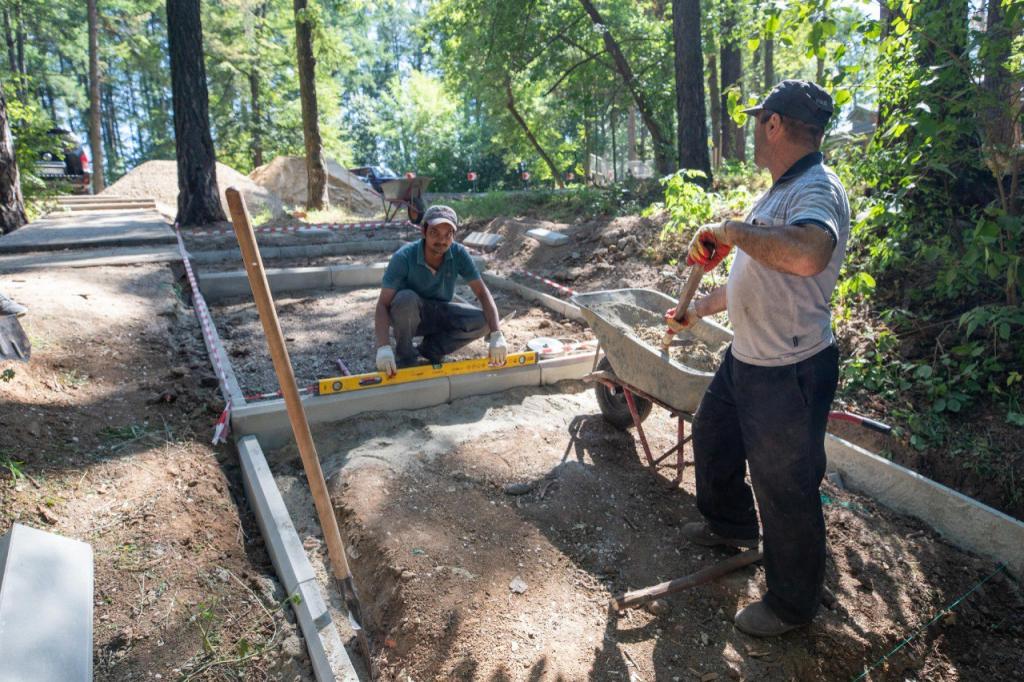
left=381, top=239, right=481, bottom=302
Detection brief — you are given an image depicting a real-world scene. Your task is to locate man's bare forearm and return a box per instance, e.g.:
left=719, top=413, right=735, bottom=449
left=374, top=300, right=391, bottom=348
left=723, top=220, right=832, bottom=277
left=694, top=285, right=727, bottom=318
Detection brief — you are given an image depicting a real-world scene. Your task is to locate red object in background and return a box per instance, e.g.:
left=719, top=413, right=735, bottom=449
left=404, top=171, right=416, bottom=178
left=521, top=171, right=530, bottom=181
left=467, top=171, right=477, bottom=181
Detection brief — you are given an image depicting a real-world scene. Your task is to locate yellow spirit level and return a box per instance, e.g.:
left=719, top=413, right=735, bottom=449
left=317, top=351, right=538, bottom=395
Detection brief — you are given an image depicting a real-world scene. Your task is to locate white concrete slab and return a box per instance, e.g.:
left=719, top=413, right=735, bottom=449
left=449, top=363, right=542, bottom=400
left=232, top=377, right=452, bottom=449
left=463, top=232, right=503, bottom=250
left=200, top=267, right=334, bottom=301
left=526, top=227, right=570, bottom=246
left=0, top=524, right=93, bottom=682
left=330, top=263, right=388, bottom=288
left=539, top=352, right=596, bottom=384
left=236, top=437, right=359, bottom=681
left=482, top=273, right=584, bottom=322
left=825, top=434, right=1024, bottom=578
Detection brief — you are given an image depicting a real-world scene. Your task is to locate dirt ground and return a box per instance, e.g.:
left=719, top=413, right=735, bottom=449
left=264, top=385, right=1023, bottom=681
left=211, top=285, right=592, bottom=396
left=0, top=265, right=312, bottom=680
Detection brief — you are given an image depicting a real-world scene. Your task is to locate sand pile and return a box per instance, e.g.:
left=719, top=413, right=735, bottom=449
left=249, top=156, right=380, bottom=215
left=103, top=160, right=285, bottom=219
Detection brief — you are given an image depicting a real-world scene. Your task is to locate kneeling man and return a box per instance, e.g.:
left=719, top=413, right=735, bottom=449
left=374, top=205, right=506, bottom=376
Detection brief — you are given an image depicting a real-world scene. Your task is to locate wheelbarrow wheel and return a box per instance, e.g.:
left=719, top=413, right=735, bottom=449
left=594, top=357, right=652, bottom=429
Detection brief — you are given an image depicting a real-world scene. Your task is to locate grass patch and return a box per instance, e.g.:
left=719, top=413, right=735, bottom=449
left=0, top=454, right=25, bottom=483
left=100, top=421, right=172, bottom=453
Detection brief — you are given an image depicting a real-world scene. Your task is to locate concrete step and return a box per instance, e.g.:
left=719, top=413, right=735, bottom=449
left=0, top=524, right=93, bottom=681
left=56, top=203, right=157, bottom=213
left=56, top=196, right=150, bottom=204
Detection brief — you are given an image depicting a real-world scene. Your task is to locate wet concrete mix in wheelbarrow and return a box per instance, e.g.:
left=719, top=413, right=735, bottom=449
left=631, top=323, right=728, bottom=372
left=265, top=385, right=1024, bottom=681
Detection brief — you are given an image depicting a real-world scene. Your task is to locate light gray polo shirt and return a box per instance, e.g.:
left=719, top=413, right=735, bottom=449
left=726, top=152, right=850, bottom=367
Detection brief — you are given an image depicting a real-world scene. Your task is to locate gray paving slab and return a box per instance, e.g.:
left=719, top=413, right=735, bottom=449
left=525, top=227, right=570, bottom=246
left=449, top=363, right=542, bottom=400
left=0, top=524, right=93, bottom=682
left=236, top=437, right=360, bottom=681
left=200, top=266, right=334, bottom=302
left=0, top=208, right=174, bottom=254
left=539, top=353, right=595, bottom=384
left=483, top=273, right=584, bottom=322
left=0, top=245, right=182, bottom=272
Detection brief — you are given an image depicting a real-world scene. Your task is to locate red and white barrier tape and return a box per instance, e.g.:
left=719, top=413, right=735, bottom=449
left=174, top=223, right=235, bottom=444
left=182, top=220, right=412, bottom=237
left=514, top=269, right=577, bottom=297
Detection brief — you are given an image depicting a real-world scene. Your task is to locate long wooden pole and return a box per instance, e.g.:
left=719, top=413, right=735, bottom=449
left=611, top=548, right=763, bottom=611
left=225, top=186, right=371, bottom=665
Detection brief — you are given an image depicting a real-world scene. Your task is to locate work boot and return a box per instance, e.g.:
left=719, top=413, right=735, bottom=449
left=734, top=600, right=803, bottom=637
left=0, top=293, right=27, bottom=318
left=682, top=521, right=758, bottom=550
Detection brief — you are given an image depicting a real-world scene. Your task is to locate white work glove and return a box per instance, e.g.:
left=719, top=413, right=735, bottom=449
left=488, top=330, right=508, bottom=366
left=376, top=345, right=397, bottom=376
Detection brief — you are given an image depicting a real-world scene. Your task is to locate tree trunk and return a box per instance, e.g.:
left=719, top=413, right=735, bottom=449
left=627, top=105, right=637, bottom=163
left=763, top=37, right=774, bottom=90
left=578, top=0, right=674, bottom=174
left=166, top=0, right=226, bottom=225
left=981, top=0, right=1021, bottom=216
left=673, top=0, right=711, bottom=185
left=249, top=69, right=264, bottom=169
left=719, top=14, right=745, bottom=162
left=707, top=52, right=720, bottom=169
left=504, top=79, right=564, bottom=188
left=294, top=0, right=328, bottom=210
left=0, top=80, right=27, bottom=234
left=2, top=10, right=17, bottom=87
left=88, top=0, right=106, bottom=193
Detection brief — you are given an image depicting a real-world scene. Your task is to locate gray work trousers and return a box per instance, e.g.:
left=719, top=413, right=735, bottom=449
left=389, top=289, right=488, bottom=365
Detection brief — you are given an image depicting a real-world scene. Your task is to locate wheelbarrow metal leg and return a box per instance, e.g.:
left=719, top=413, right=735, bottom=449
left=624, top=389, right=655, bottom=469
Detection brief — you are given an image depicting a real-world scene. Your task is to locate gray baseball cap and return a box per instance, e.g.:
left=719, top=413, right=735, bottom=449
left=422, top=204, right=459, bottom=231
left=742, top=80, right=835, bottom=127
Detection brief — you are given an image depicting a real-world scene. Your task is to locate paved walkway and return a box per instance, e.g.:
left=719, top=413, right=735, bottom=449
left=0, top=207, right=174, bottom=255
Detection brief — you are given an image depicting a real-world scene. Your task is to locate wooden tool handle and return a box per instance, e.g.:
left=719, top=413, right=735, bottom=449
left=611, top=548, right=763, bottom=611
left=661, top=263, right=705, bottom=349
left=225, top=187, right=354, bottom=583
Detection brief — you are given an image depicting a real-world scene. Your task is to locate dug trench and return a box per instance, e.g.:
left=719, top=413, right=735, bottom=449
left=264, top=385, right=1023, bottom=680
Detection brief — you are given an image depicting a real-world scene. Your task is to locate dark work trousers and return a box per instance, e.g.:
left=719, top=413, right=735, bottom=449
left=389, top=289, right=489, bottom=365
left=692, top=344, right=838, bottom=624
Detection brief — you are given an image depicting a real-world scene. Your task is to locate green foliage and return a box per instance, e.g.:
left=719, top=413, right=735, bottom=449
left=1, top=455, right=26, bottom=483
left=661, top=170, right=714, bottom=237
left=1, top=369, right=14, bottom=382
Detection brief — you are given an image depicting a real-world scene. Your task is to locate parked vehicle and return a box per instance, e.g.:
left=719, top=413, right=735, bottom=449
left=349, top=165, right=398, bottom=193
left=39, top=128, right=90, bottom=193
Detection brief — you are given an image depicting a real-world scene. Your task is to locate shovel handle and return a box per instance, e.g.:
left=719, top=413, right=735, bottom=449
left=225, top=187, right=355, bottom=584
left=661, top=263, right=705, bottom=349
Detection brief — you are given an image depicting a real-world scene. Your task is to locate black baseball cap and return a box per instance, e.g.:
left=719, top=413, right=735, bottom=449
left=742, top=79, right=834, bottom=127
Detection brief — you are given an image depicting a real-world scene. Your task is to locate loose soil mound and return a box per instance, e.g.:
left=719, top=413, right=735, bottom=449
left=212, top=285, right=591, bottom=395
left=249, top=156, right=380, bottom=215
left=267, top=389, right=1023, bottom=680
left=103, top=159, right=286, bottom=220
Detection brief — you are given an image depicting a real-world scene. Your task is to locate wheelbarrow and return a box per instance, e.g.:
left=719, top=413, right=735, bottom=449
left=571, top=288, right=891, bottom=486
left=378, top=175, right=432, bottom=222
left=571, top=288, right=730, bottom=485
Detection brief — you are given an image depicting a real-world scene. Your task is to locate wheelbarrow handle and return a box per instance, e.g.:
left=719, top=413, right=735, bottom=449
left=829, top=410, right=892, bottom=435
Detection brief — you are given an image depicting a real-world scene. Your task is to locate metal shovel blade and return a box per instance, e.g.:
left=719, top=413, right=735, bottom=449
left=0, top=316, right=30, bottom=361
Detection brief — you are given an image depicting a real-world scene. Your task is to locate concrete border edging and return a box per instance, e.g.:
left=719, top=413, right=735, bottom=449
left=188, top=239, right=408, bottom=266
left=825, top=433, right=1024, bottom=577
left=231, top=355, right=596, bottom=449
left=236, top=436, right=359, bottom=681
left=482, top=272, right=584, bottom=322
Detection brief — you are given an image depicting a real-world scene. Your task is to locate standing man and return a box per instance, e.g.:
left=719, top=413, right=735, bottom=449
left=666, top=80, right=849, bottom=637
left=375, top=205, right=507, bottom=375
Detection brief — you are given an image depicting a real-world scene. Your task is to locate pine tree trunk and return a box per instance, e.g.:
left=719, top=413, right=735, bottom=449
left=673, top=0, right=711, bottom=185
left=88, top=0, right=106, bottom=192
left=249, top=70, right=263, bottom=169
left=707, top=52, right=720, bottom=169
left=763, top=37, right=774, bottom=90
left=166, top=0, right=226, bottom=225
left=0, top=81, right=27, bottom=234
left=294, top=0, right=328, bottom=210
left=719, top=13, right=745, bottom=162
